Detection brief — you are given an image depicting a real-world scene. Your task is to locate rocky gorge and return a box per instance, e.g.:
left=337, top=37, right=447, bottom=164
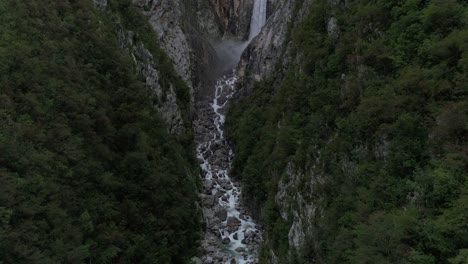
left=3, top=1, right=465, bottom=263
left=192, top=1, right=267, bottom=263
left=122, top=0, right=318, bottom=262
left=193, top=73, right=262, bottom=264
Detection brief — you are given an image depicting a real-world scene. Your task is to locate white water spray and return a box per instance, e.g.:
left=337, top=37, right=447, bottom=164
left=214, top=0, right=268, bottom=72
left=195, top=1, right=268, bottom=263
left=249, top=0, right=268, bottom=41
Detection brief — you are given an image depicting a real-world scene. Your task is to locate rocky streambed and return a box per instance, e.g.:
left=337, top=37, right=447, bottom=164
left=193, top=74, right=262, bottom=264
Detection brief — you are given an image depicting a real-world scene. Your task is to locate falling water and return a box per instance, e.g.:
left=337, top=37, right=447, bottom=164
left=194, top=1, right=267, bottom=263
left=214, top=0, right=268, bottom=72
left=249, top=0, right=267, bottom=41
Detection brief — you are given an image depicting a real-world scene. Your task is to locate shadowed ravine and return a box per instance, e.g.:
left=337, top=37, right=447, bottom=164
left=193, top=1, right=267, bottom=263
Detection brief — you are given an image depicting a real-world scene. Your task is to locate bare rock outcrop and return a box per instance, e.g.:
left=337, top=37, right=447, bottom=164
left=132, top=0, right=221, bottom=99
left=210, top=0, right=254, bottom=39
left=237, top=0, right=313, bottom=94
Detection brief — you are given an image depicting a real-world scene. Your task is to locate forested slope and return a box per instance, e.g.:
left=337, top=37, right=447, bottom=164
left=227, top=0, right=468, bottom=263
left=0, top=1, right=200, bottom=263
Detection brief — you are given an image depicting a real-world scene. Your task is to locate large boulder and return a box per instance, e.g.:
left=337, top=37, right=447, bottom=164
left=214, top=205, right=228, bottom=221
left=191, top=257, right=203, bottom=264
left=202, top=194, right=216, bottom=208
left=227, top=217, right=241, bottom=233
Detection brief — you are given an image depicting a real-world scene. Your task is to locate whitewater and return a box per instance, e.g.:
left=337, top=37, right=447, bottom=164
left=194, top=0, right=268, bottom=263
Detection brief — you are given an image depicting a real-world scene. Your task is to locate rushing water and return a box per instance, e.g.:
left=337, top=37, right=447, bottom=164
left=196, top=74, right=261, bottom=264
left=194, top=1, right=267, bottom=263
left=249, top=0, right=267, bottom=41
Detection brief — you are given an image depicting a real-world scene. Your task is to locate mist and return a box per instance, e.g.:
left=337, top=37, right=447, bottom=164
left=213, top=39, right=248, bottom=75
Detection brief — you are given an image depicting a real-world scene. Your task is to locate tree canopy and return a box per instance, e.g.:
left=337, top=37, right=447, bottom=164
left=227, top=0, right=468, bottom=263
left=0, top=1, right=200, bottom=263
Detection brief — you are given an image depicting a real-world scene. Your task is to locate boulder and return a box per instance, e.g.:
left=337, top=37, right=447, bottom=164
left=217, top=179, right=233, bottom=190
left=214, top=205, right=228, bottom=221
left=227, top=217, right=241, bottom=233
left=191, top=257, right=203, bottom=264
left=222, top=237, right=231, bottom=244
left=235, top=247, right=245, bottom=252
left=204, top=180, right=214, bottom=193
left=204, top=256, right=213, bottom=264
left=202, top=195, right=216, bottom=208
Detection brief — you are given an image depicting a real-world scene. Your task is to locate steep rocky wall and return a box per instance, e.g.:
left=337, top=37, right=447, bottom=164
left=229, top=0, right=468, bottom=263
left=209, top=0, right=281, bottom=40
left=117, top=27, right=186, bottom=135
left=92, top=0, right=190, bottom=135
left=131, top=0, right=276, bottom=100
left=236, top=0, right=313, bottom=94
left=210, top=0, right=254, bottom=40
left=228, top=0, right=318, bottom=262
left=132, top=0, right=222, bottom=100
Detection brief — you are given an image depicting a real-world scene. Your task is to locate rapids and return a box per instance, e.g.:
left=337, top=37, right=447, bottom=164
left=194, top=0, right=268, bottom=263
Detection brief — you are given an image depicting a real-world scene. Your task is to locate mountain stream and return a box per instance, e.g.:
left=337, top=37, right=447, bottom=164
left=193, top=1, right=268, bottom=263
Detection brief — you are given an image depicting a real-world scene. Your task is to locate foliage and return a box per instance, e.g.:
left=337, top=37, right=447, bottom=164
left=0, top=1, right=200, bottom=263
left=227, top=0, right=468, bottom=263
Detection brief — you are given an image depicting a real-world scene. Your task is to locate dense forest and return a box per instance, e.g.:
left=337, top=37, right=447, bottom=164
left=1, top=0, right=467, bottom=263
left=227, top=0, right=467, bottom=263
left=0, top=1, right=201, bottom=263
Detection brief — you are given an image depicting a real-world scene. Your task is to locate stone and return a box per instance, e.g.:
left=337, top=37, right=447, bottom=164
left=217, top=179, right=233, bottom=190
left=202, top=195, right=216, bottom=208
left=191, top=257, right=203, bottom=264
left=204, top=256, right=214, bottom=264
left=327, top=17, right=339, bottom=39
left=204, top=180, right=214, bottom=192
left=93, top=0, right=107, bottom=9
left=222, top=237, right=231, bottom=244
left=227, top=217, right=241, bottom=233
left=235, top=247, right=245, bottom=252
left=237, top=0, right=314, bottom=93
left=205, top=245, right=216, bottom=253
left=215, top=251, right=225, bottom=260
left=116, top=26, right=186, bottom=136
left=208, top=217, right=221, bottom=227
left=214, top=205, right=228, bottom=221
left=210, top=0, right=253, bottom=39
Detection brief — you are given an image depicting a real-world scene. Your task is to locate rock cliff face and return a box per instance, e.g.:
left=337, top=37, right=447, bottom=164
left=93, top=0, right=108, bottom=9
left=106, top=0, right=319, bottom=261
left=95, top=0, right=322, bottom=261
left=230, top=0, right=318, bottom=261
left=237, top=0, right=313, bottom=94
left=117, top=27, right=186, bottom=135
left=130, top=0, right=276, bottom=99
left=274, top=162, right=323, bottom=261
left=210, top=0, right=254, bottom=39
left=132, top=0, right=222, bottom=100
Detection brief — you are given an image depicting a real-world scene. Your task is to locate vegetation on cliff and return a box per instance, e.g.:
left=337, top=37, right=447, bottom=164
left=227, top=0, right=467, bottom=263
left=0, top=0, right=200, bottom=263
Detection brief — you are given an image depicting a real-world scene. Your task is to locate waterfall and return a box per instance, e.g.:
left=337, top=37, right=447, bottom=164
left=214, top=0, right=268, bottom=73
left=248, top=0, right=268, bottom=41
left=194, top=1, right=267, bottom=263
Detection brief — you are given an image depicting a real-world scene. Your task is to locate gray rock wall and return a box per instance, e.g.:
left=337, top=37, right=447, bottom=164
left=236, top=0, right=313, bottom=94
left=275, top=162, right=323, bottom=257
left=116, top=26, right=186, bottom=135
left=132, top=0, right=222, bottom=100
left=232, top=0, right=320, bottom=261
left=92, top=0, right=189, bottom=135
left=210, top=0, right=254, bottom=40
